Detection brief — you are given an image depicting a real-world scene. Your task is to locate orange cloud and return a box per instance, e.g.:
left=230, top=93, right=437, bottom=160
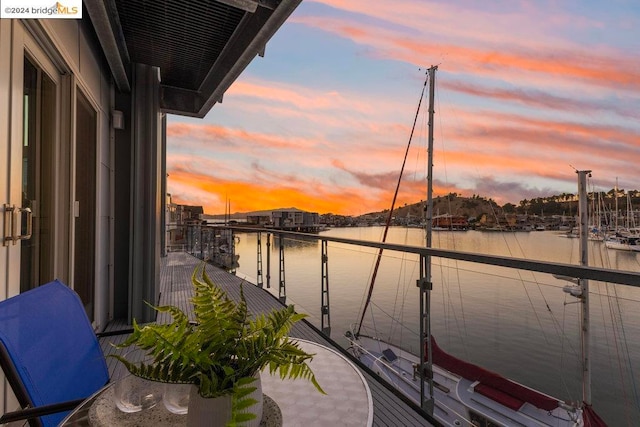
left=166, top=1, right=640, bottom=216
left=168, top=164, right=460, bottom=216
left=438, top=109, right=640, bottom=176
left=169, top=168, right=379, bottom=215
left=168, top=92, right=639, bottom=215
left=167, top=113, right=420, bottom=176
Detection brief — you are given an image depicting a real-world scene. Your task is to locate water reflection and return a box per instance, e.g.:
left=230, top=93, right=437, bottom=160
left=272, top=233, right=320, bottom=250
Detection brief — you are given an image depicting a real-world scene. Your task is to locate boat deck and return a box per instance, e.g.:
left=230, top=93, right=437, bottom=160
left=99, top=252, right=435, bottom=426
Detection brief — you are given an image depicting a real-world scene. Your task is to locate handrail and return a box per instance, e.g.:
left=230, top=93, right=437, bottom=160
left=202, top=225, right=640, bottom=288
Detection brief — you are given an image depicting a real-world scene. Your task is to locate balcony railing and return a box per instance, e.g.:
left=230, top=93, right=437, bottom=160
left=173, top=224, right=640, bottom=332
left=166, top=223, right=640, bottom=423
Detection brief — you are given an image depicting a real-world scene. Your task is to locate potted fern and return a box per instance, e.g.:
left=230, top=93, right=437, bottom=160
left=112, top=264, right=324, bottom=426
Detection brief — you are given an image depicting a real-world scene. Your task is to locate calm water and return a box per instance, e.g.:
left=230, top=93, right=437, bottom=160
left=232, top=227, right=640, bottom=425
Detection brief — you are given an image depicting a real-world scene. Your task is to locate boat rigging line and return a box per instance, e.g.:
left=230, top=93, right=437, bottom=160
left=356, top=67, right=434, bottom=337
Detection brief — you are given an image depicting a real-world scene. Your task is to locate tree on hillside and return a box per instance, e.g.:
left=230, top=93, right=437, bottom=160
left=503, top=203, right=516, bottom=213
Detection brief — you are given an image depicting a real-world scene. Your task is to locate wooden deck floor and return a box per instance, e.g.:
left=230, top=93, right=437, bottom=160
left=99, top=252, right=436, bottom=426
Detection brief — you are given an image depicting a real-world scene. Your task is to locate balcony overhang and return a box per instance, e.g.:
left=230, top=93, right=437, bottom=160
left=85, top=0, right=301, bottom=118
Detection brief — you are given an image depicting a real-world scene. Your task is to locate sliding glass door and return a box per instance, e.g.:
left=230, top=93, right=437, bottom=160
left=20, top=55, right=57, bottom=293
left=74, top=90, right=97, bottom=320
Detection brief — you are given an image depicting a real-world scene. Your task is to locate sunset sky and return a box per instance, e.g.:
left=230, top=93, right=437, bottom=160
left=166, top=0, right=640, bottom=216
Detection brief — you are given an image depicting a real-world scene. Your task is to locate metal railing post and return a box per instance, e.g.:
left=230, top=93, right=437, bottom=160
left=278, top=234, right=286, bottom=303
left=266, top=233, right=271, bottom=289
left=321, top=239, right=331, bottom=334
left=418, top=254, right=434, bottom=414
left=257, top=232, right=263, bottom=288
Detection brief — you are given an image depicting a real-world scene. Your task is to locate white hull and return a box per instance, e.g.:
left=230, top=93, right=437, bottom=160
left=604, top=242, right=639, bottom=251
left=347, top=334, right=582, bottom=427
left=604, top=235, right=640, bottom=251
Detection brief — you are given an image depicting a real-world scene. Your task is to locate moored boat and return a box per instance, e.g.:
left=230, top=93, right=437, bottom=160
left=347, top=333, right=585, bottom=426
left=604, top=233, right=640, bottom=251
left=346, top=68, right=607, bottom=427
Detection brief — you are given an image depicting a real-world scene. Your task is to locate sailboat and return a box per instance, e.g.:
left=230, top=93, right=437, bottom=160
left=345, top=67, right=606, bottom=427
left=604, top=233, right=640, bottom=251
left=604, top=188, right=640, bottom=251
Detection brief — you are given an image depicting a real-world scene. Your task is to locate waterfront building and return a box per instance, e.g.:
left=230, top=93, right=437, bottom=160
left=271, top=208, right=320, bottom=231
left=166, top=199, right=205, bottom=253
left=433, top=214, right=469, bottom=230
left=247, top=210, right=275, bottom=226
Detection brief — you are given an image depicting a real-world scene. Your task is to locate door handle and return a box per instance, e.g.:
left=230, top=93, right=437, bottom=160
left=3, top=204, right=15, bottom=246
left=2, top=205, right=32, bottom=245
left=18, top=207, right=32, bottom=241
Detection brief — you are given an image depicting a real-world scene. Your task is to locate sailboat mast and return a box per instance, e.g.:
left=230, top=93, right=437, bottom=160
left=419, top=65, right=437, bottom=413
left=355, top=68, right=431, bottom=336
left=577, top=170, right=591, bottom=405
left=425, top=67, right=436, bottom=255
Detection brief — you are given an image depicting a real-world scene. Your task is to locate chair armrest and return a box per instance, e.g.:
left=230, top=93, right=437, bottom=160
left=96, top=328, right=133, bottom=338
left=0, top=398, right=84, bottom=424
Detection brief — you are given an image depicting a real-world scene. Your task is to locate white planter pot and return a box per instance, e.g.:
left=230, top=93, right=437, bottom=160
left=186, top=386, right=232, bottom=427
left=237, top=372, right=263, bottom=427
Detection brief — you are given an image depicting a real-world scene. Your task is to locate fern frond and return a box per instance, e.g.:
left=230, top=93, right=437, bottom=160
left=111, top=262, right=324, bottom=399
left=231, top=376, right=258, bottom=425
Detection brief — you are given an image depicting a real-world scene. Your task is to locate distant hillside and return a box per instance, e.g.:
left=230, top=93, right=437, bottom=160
left=199, top=189, right=640, bottom=219
left=368, top=188, right=640, bottom=220
left=372, top=193, right=500, bottom=221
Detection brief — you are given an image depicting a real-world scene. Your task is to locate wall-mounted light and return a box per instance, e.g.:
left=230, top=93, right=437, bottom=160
left=112, top=110, right=124, bottom=130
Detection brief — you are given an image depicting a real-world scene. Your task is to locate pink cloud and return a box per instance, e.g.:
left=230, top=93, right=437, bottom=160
left=442, top=80, right=639, bottom=119
left=295, top=10, right=639, bottom=93
left=167, top=2, right=639, bottom=215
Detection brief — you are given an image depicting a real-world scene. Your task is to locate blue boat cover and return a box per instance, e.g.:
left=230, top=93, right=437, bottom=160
left=0, top=280, right=109, bottom=426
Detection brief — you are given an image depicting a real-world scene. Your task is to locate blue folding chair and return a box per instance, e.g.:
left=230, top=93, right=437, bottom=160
left=0, top=280, right=110, bottom=426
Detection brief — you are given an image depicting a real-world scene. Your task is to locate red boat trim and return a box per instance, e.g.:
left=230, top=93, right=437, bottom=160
left=426, top=336, right=559, bottom=412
